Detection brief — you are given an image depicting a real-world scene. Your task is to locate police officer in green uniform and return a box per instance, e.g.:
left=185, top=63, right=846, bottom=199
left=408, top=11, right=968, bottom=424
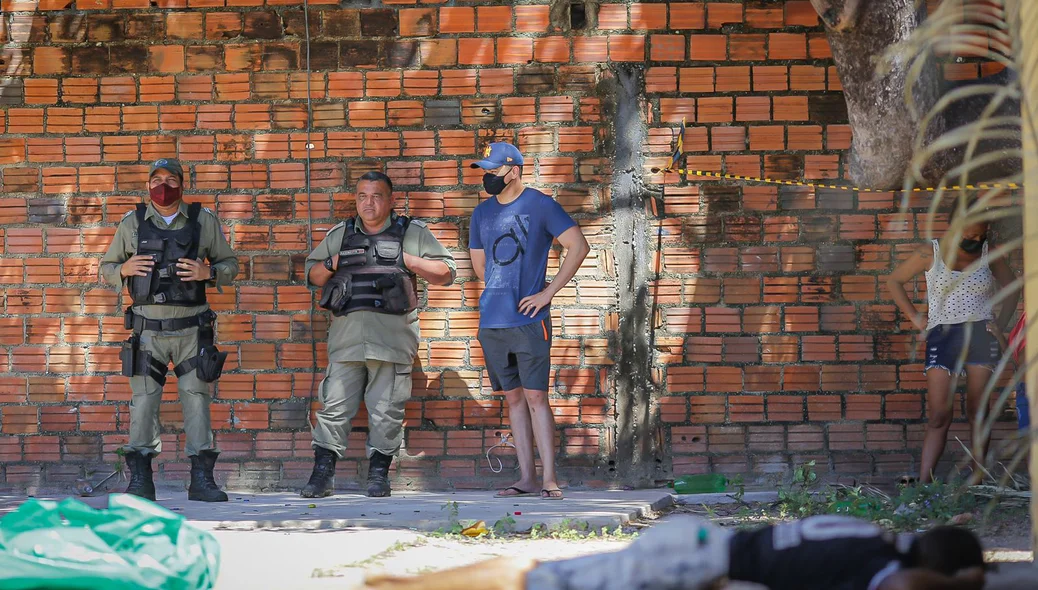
left=100, top=158, right=239, bottom=503
left=303, top=171, right=456, bottom=498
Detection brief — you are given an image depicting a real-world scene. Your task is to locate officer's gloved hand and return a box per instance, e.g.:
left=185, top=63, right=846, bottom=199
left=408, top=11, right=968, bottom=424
left=319, top=274, right=352, bottom=314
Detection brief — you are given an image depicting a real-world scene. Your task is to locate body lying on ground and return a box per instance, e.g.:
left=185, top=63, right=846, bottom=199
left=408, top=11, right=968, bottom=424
left=361, top=514, right=987, bottom=590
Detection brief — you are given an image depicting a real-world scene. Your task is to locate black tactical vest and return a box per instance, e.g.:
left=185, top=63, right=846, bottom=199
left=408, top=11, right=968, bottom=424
left=318, top=213, right=418, bottom=317
left=128, top=203, right=207, bottom=307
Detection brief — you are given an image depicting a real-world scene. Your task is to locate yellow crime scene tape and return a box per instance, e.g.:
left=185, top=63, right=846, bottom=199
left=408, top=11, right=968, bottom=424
left=653, top=169, right=1021, bottom=193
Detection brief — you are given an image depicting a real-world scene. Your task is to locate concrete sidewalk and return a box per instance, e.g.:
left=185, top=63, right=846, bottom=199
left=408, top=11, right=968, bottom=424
left=0, top=489, right=1032, bottom=590
left=1, top=489, right=678, bottom=533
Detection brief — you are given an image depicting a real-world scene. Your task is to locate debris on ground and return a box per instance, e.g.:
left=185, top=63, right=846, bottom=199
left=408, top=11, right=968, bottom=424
left=0, top=494, right=220, bottom=590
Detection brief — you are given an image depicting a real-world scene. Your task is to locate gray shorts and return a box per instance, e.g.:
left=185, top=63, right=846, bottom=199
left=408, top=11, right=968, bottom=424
left=477, top=316, right=552, bottom=392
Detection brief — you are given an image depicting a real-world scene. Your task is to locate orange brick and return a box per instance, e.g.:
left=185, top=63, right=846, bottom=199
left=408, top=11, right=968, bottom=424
left=420, top=39, right=457, bottom=67
left=729, top=34, right=766, bottom=60
left=598, top=4, right=628, bottom=29
left=707, top=2, right=743, bottom=27
left=497, top=37, right=533, bottom=64
left=399, top=8, right=436, bottom=36
left=769, top=33, right=807, bottom=59
left=438, top=6, right=473, bottom=33
left=773, top=96, right=809, bottom=121
left=476, top=6, right=511, bottom=33
left=697, top=97, right=733, bottom=123
left=573, top=37, right=608, bottom=62
left=534, top=37, right=570, bottom=63
left=690, top=34, right=726, bottom=60
left=680, top=67, right=714, bottom=93
left=515, top=5, right=549, bottom=32
left=671, top=3, right=705, bottom=29
left=651, top=34, right=685, bottom=61
left=459, top=38, right=495, bottom=66
left=630, top=3, right=667, bottom=29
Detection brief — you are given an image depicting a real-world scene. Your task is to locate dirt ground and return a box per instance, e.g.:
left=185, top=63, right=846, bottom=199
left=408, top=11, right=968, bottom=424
left=276, top=501, right=1033, bottom=590
left=668, top=499, right=1033, bottom=557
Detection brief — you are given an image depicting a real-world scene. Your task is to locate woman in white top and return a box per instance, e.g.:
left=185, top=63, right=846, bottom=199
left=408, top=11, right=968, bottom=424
left=888, top=203, right=1018, bottom=484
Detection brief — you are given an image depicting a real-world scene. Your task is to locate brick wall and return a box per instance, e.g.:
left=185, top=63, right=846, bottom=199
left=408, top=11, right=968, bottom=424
left=0, top=0, right=1021, bottom=493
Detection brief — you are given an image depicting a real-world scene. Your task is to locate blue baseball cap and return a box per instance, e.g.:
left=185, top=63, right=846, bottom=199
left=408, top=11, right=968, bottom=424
left=470, top=142, right=524, bottom=169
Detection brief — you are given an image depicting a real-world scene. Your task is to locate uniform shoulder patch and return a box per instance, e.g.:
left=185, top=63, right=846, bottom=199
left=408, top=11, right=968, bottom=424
left=202, top=206, right=216, bottom=216
left=409, top=218, right=427, bottom=228
left=328, top=221, right=347, bottom=232
left=121, top=210, right=134, bottom=220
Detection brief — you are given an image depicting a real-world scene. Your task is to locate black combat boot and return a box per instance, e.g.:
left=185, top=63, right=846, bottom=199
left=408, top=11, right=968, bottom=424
left=188, top=450, right=228, bottom=502
left=123, top=451, right=157, bottom=501
left=366, top=451, right=393, bottom=498
left=300, top=447, right=337, bottom=498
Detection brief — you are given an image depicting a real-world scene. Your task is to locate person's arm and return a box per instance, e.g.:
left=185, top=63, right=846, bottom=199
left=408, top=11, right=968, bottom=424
left=517, top=225, right=590, bottom=317
left=467, top=207, right=486, bottom=283
left=363, top=556, right=536, bottom=590
left=184, top=211, right=238, bottom=289
left=877, top=566, right=984, bottom=590
left=470, top=249, right=486, bottom=283
left=305, top=227, right=341, bottom=289
left=546, top=225, right=589, bottom=296
left=404, top=224, right=456, bottom=287
left=886, top=245, right=933, bottom=332
left=989, top=256, right=1020, bottom=331
left=99, top=214, right=148, bottom=288
left=405, top=254, right=453, bottom=286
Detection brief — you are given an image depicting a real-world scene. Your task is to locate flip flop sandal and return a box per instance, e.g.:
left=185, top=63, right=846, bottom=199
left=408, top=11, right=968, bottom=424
left=540, top=488, right=564, bottom=500
left=495, top=486, right=536, bottom=498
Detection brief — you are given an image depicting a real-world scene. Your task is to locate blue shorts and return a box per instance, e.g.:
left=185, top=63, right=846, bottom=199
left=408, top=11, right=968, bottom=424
left=924, top=321, right=1000, bottom=375
left=1018, top=382, right=1031, bottom=430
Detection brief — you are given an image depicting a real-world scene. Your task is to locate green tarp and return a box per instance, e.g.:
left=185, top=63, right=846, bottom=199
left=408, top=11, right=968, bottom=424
left=0, top=494, right=220, bottom=590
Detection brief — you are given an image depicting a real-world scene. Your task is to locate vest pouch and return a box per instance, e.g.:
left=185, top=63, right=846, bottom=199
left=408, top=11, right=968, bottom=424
left=196, top=345, right=227, bottom=383
left=130, top=238, right=165, bottom=303
left=373, top=240, right=402, bottom=265
left=120, top=335, right=140, bottom=378
left=318, top=273, right=354, bottom=316
left=170, top=236, right=195, bottom=283
left=338, top=246, right=368, bottom=269
left=375, top=274, right=415, bottom=314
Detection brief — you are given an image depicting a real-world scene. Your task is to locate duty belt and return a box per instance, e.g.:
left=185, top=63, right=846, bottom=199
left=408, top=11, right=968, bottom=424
left=128, top=309, right=216, bottom=333
left=122, top=308, right=222, bottom=386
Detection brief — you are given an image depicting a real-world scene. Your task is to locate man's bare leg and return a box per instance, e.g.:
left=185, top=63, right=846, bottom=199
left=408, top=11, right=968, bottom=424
left=524, top=388, right=560, bottom=497
left=500, top=386, right=538, bottom=495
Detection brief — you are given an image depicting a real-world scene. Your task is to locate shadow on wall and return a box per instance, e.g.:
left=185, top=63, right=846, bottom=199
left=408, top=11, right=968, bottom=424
left=1, top=14, right=33, bottom=106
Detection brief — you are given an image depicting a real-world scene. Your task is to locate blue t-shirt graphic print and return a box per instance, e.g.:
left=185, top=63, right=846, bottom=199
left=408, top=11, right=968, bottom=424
left=469, top=188, right=577, bottom=328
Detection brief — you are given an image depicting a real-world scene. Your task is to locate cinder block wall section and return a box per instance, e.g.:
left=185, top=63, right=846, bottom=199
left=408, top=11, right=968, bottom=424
left=0, top=0, right=1021, bottom=492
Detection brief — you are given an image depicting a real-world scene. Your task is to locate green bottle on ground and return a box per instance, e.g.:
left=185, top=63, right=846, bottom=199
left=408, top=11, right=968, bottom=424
left=669, top=473, right=728, bottom=494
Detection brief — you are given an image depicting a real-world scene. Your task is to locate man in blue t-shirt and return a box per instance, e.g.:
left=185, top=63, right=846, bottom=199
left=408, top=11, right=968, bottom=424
left=469, top=142, right=590, bottom=501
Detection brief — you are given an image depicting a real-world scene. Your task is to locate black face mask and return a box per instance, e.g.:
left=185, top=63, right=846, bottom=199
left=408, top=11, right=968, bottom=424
left=482, top=172, right=509, bottom=195
left=960, top=236, right=986, bottom=254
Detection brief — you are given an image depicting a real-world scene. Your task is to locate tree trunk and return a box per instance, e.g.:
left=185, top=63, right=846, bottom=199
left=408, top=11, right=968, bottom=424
left=1012, top=0, right=1038, bottom=559
left=813, top=0, right=1020, bottom=189
left=601, top=65, right=662, bottom=487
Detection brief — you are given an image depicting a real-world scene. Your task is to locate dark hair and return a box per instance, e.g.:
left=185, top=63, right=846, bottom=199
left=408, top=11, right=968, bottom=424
left=358, top=171, right=393, bottom=193
left=905, top=526, right=985, bottom=575
left=946, top=197, right=988, bottom=230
